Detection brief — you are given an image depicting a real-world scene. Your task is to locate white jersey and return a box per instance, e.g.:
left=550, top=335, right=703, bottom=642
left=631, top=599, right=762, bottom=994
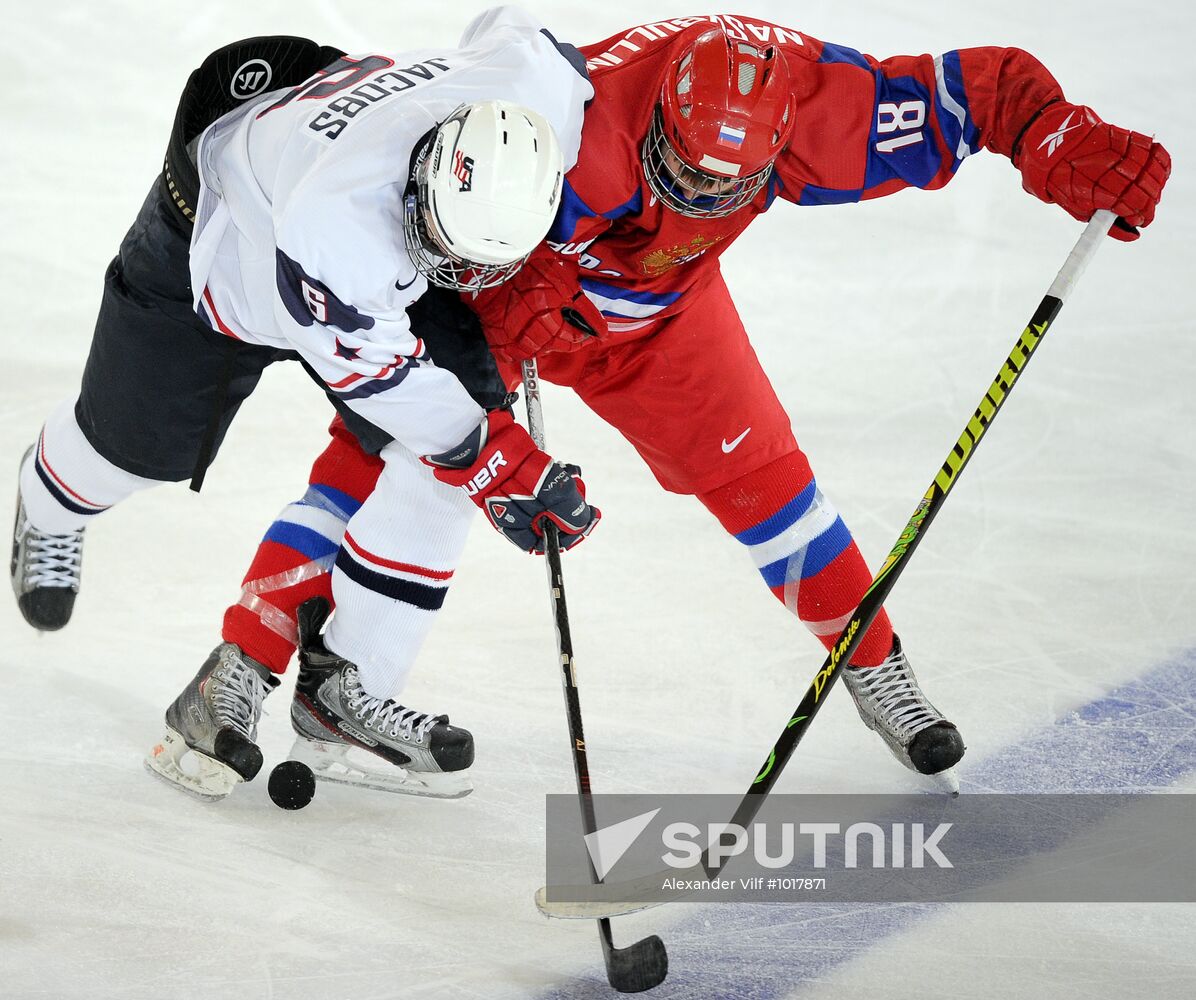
left=189, top=6, right=592, bottom=457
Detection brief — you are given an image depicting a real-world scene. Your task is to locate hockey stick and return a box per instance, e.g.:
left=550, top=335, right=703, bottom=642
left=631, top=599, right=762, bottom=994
left=536, top=209, right=1117, bottom=919
left=521, top=358, right=669, bottom=992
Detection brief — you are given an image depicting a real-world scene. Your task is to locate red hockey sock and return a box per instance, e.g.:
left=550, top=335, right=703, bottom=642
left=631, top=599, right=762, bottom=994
left=221, top=420, right=384, bottom=672
left=697, top=450, right=894, bottom=667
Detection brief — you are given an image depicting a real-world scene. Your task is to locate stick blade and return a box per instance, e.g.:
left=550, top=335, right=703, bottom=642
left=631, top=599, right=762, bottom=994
left=536, top=865, right=690, bottom=919
left=536, top=887, right=661, bottom=920
left=601, top=925, right=668, bottom=993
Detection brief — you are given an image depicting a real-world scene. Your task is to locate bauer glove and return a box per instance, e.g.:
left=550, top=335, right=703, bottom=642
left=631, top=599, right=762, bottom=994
left=471, top=250, right=607, bottom=364
left=422, top=410, right=600, bottom=554
left=1015, top=100, right=1170, bottom=241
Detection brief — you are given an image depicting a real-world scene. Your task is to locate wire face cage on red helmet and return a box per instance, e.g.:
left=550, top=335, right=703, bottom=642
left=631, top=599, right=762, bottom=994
left=643, top=28, right=795, bottom=218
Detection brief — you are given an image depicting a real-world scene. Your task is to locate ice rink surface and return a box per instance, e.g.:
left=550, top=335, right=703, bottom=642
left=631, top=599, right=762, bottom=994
left=2, top=2, right=1193, bottom=997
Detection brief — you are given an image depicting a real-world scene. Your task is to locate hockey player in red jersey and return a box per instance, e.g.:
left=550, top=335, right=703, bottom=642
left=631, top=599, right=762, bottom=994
left=470, top=19, right=1167, bottom=786
left=163, top=15, right=1171, bottom=794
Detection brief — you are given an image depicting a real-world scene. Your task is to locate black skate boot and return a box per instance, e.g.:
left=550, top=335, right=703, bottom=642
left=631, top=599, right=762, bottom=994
left=145, top=643, right=280, bottom=800
left=289, top=598, right=474, bottom=798
left=842, top=635, right=965, bottom=792
left=11, top=446, right=84, bottom=631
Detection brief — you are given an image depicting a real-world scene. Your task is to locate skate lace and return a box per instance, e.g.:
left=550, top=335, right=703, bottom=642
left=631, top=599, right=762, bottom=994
left=212, top=651, right=271, bottom=740
left=855, top=651, right=940, bottom=736
left=21, top=520, right=84, bottom=589
left=344, top=669, right=440, bottom=743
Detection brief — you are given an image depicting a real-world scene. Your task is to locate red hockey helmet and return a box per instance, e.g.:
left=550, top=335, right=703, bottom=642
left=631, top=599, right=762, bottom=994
left=643, top=28, right=795, bottom=217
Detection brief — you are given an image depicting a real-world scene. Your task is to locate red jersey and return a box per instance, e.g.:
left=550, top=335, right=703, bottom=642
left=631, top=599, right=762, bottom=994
left=550, top=14, right=1062, bottom=330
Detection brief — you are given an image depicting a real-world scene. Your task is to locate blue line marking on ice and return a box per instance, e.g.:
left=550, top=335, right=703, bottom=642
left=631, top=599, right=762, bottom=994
left=538, top=646, right=1196, bottom=998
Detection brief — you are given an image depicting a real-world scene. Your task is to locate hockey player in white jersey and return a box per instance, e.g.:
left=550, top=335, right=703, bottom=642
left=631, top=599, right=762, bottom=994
left=11, top=8, right=599, bottom=799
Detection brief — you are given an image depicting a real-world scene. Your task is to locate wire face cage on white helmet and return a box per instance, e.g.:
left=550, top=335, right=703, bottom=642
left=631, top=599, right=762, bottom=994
left=403, top=101, right=564, bottom=292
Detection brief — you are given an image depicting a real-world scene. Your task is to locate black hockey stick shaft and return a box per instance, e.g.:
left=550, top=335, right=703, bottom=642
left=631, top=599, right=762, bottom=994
left=713, top=210, right=1116, bottom=865
left=522, top=359, right=668, bottom=993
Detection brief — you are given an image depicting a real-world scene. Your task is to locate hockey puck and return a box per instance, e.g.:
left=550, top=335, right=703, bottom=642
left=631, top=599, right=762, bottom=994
left=268, top=760, right=316, bottom=810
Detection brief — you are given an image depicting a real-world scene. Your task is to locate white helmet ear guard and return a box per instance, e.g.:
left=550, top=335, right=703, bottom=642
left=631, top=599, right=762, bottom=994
left=403, top=101, right=564, bottom=292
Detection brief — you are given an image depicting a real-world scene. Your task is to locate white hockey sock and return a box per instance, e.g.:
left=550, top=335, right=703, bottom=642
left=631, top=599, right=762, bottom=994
left=20, top=397, right=162, bottom=534
left=324, top=443, right=475, bottom=700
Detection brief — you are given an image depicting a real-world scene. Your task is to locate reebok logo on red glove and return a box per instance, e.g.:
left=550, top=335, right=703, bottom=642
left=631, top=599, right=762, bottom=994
left=1016, top=100, right=1170, bottom=241
left=422, top=410, right=600, bottom=554
left=1034, top=109, right=1088, bottom=157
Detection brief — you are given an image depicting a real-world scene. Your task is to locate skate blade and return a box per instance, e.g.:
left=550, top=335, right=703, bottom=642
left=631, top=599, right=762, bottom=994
left=144, top=727, right=242, bottom=801
left=889, top=747, right=962, bottom=796
left=871, top=730, right=962, bottom=796
left=289, top=738, right=473, bottom=800
left=928, top=765, right=961, bottom=796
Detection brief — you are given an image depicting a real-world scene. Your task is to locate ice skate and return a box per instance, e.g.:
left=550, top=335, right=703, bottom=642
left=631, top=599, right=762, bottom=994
left=11, top=445, right=84, bottom=631
left=290, top=599, right=474, bottom=799
left=843, top=636, right=965, bottom=793
left=145, top=643, right=279, bottom=801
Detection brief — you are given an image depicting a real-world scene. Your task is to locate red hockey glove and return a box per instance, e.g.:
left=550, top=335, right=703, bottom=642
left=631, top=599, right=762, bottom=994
left=471, top=251, right=607, bottom=365
left=422, top=410, right=600, bottom=554
left=1015, top=100, right=1170, bottom=241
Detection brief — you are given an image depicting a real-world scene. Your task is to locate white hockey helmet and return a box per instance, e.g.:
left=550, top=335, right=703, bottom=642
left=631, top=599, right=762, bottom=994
left=403, top=100, right=564, bottom=291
